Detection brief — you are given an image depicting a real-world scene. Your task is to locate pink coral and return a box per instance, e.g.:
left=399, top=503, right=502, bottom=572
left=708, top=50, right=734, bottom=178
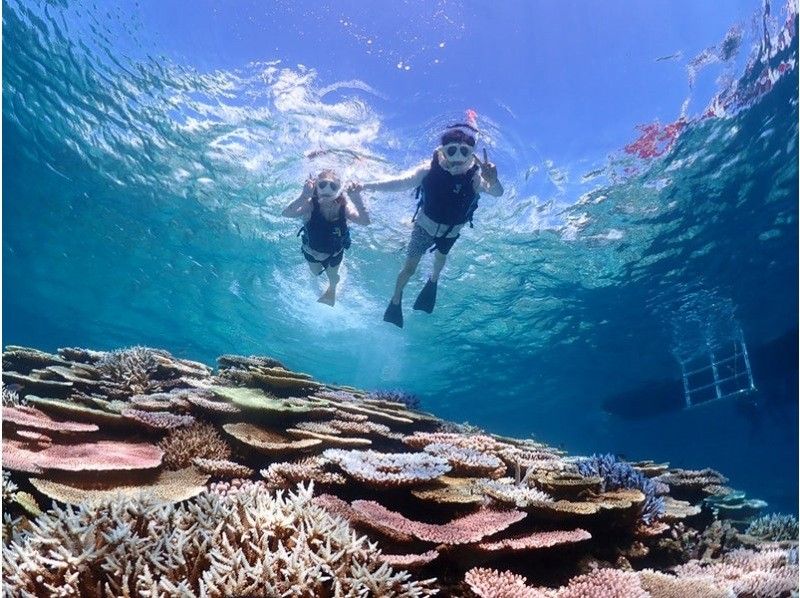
left=378, top=549, right=439, bottom=568
left=4, top=438, right=163, bottom=473
left=351, top=500, right=526, bottom=545
left=478, top=528, right=591, bottom=552
left=2, top=405, right=98, bottom=433
left=464, top=568, right=548, bottom=598
left=550, top=568, right=649, bottom=598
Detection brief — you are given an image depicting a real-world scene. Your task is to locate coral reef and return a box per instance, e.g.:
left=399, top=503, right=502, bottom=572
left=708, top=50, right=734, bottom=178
left=2, top=345, right=796, bottom=597
left=2, top=482, right=437, bottom=597
left=367, top=389, right=421, bottom=409
left=158, top=421, right=232, bottom=469
left=578, top=453, right=666, bottom=524
left=746, top=513, right=799, bottom=542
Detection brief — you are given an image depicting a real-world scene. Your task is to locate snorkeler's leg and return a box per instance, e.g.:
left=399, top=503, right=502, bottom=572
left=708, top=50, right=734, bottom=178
left=307, top=262, right=325, bottom=276
left=430, top=250, right=447, bottom=282
left=318, top=262, right=341, bottom=306
left=414, top=250, right=445, bottom=313
left=391, top=254, right=421, bottom=304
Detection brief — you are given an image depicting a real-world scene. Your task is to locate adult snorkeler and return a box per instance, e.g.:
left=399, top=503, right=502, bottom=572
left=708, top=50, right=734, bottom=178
left=282, top=169, right=370, bottom=306
left=358, top=123, right=503, bottom=327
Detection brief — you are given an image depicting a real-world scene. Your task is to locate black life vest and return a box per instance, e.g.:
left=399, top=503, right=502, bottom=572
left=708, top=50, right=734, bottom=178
left=298, top=194, right=351, bottom=254
left=414, top=152, right=480, bottom=229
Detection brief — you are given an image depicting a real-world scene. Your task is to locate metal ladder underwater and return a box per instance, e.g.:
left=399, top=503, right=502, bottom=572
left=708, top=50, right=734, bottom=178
left=674, top=326, right=756, bottom=409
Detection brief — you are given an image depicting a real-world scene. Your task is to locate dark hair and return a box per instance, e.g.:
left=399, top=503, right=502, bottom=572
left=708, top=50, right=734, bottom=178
left=441, top=128, right=476, bottom=147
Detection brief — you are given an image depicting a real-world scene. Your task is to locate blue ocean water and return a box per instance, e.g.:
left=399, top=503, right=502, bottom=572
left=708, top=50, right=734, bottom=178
left=3, top=1, right=798, bottom=513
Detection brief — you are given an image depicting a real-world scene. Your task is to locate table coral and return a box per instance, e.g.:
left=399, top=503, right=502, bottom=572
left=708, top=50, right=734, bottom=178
left=324, top=448, right=451, bottom=487
left=350, top=500, right=526, bottom=544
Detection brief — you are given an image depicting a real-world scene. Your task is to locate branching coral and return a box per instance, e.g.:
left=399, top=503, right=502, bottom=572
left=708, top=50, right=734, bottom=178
left=482, top=477, right=554, bottom=507
left=464, top=567, right=548, bottom=598
left=158, top=421, right=231, bottom=470
left=97, top=345, right=162, bottom=396
left=745, top=513, right=799, bottom=542
left=578, top=453, right=665, bottom=524
left=2, top=384, right=25, bottom=407
left=2, top=483, right=437, bottom=597
left=260, top=456, right=346, bottom=490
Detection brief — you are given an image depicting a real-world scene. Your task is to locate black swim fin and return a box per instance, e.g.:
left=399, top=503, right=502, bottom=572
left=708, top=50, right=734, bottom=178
left=383, top=300, right=404, bottom=328
left=413, top=279, right=437, bottom=313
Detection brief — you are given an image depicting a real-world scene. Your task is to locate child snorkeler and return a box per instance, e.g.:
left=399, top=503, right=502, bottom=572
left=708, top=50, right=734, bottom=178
left=282, top=169, right=370, bottom=306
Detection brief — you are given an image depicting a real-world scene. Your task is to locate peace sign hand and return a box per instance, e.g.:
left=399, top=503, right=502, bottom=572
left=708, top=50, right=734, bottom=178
left=478, top=147, right=498, bottom=184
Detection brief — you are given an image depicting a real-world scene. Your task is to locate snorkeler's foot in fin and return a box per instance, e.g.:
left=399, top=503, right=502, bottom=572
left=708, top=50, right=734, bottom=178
left=383, top=299, right=403, bottom=328
left=318, top=287, right=336, bottom=306
left=413, top=279, right=437, bottom=313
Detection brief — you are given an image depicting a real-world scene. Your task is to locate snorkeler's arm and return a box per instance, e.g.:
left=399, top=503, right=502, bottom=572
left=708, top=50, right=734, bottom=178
left=281, top=179, right=314, bottom=218
left=475, top=148, right=504, bottom=197
left=360, top=164, right=429, bottom=193
left=344, top=187, right=370, bottom=225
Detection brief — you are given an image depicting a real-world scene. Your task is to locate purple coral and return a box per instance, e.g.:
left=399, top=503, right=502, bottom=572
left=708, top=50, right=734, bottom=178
left=578, top=453, right=665, bottom=524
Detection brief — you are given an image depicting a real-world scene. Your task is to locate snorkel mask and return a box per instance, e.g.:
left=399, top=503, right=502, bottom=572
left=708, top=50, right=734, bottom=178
left=315, top=170, right=342, bottom=199
left=439, top=123, right=478, bottom=174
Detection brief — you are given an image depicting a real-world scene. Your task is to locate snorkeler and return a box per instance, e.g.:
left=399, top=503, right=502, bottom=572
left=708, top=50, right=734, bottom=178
left=358, top=124, right=503, bottom=327
left=282, top=169, right=370, bottom=306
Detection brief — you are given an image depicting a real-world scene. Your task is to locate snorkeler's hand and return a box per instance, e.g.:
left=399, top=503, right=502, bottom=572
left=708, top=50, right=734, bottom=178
left=478, top=148, right=498, bottom=183
left=346, top=181, right=363, bottom=195
left=301, top=177, right=315, bottom=198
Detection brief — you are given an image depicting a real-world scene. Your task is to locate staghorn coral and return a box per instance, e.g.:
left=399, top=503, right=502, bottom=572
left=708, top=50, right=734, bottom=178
left=2, top=384, right=25, bottom=407
left=158, top=421, right=231, bottom=470
left=464, top=567, right=547, bottom=598
left=746, top=513, right=799, bottom=542
left=96, top=345, right=162, bottom=396
left=199, top=483, right=438, bottom=597
left=324, top=448, right=451, bottom=487
left=2, top=483, right=437, bottom=598
left=2, top=470, right=19, bottom=503
left=578, top=453, right=665, bottom=524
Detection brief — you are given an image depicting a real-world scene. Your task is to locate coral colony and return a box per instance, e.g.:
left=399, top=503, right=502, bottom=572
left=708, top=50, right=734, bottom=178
left=1, top=345, right=798, bottom=597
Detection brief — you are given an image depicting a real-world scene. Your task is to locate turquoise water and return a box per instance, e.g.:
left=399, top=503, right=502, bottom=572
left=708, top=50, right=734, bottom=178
left=4, top=1, right=798, bottom=511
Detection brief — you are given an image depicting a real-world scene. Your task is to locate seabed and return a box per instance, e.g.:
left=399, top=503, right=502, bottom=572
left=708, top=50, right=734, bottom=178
left=1, top=345, right=798, bottom=597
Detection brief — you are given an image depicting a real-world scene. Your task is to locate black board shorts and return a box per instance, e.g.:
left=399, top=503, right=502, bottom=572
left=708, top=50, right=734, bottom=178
left=302, top=248, right=344, bottom=271
left=407, top=223, right=459, bottom=259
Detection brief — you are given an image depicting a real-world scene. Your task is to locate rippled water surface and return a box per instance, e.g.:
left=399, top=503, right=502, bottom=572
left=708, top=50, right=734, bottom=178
left=4, top=0, right=798, bottom=511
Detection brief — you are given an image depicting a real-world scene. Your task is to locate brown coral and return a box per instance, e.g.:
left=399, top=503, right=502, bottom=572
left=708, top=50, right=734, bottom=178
left=158, top=421, right=231, bottom=469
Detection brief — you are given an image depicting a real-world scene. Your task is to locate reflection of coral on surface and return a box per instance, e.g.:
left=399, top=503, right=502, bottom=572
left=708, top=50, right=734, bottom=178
left=2, top=344, right=797, bottom=597
left=623, top=120, right=687, bottom=160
